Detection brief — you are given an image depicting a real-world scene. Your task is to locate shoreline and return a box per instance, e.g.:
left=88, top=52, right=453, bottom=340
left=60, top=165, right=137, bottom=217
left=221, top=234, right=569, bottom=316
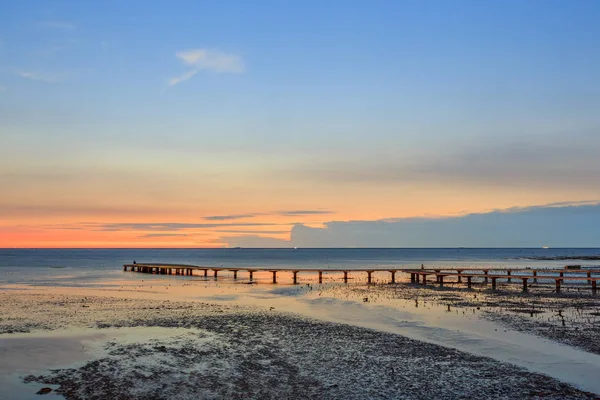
left=1, top=290, right=596, bottom=399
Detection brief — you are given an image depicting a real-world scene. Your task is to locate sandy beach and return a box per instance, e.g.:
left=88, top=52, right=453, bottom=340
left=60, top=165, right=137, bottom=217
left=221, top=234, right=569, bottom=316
left=2, top=271, right=600, bottom=399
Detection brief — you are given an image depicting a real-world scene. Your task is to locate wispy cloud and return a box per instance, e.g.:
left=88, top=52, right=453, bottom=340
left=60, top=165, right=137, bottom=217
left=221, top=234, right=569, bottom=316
left=277, top=210, right=335, bottom=217
left=16, top=71, right=55, bottom=83
left=203, top=210, right=335, bottom=221
left=204, top=213, right=261, bottom=221
left=168, top=48, right=244, bottom=86
left=96, top=222, right=280, bottom=232
left=138, top=233, right=190, bottom=238
left=169, top=69, right=199, bottom=86
left=41, top=21, right=75, bottom=30
left=215, top=229, right=290, bottom=234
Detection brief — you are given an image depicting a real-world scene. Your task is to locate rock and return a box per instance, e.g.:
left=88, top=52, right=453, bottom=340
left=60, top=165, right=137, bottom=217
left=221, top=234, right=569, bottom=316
left=36, top=387, right=52, bottom=395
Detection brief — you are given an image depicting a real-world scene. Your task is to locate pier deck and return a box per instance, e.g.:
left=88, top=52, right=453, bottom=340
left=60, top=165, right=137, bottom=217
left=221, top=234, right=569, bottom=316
left=403, top=268, right=600, bottom=294
left=123, top=263, right=600, bottom=294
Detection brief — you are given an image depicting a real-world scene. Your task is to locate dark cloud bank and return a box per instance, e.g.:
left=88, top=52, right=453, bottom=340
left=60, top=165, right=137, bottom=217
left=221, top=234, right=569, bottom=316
left=225, top=202, right=600, bottom=248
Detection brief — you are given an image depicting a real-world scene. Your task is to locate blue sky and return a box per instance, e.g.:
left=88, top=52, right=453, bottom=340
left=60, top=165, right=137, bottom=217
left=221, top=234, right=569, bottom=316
left=1, top=1, right=600, bottom=247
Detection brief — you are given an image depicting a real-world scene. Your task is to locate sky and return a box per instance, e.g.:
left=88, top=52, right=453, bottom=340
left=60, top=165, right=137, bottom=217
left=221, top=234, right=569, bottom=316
left=1, top=0, right=600, bottom=248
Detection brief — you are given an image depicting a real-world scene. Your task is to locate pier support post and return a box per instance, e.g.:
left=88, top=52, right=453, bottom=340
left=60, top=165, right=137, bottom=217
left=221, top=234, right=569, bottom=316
left=271, top=271, right=277, bottom=284
left=249, top=270, right=254, bottom=281
left=491, top=277, right=497, bottom=290
left=293, top=271, right=299, bottom=284
left=588, top=271, right=592, bottom=285
left=204, top=269, right=208, bottom=277
left=560, top=271, right=564, bottom=278
left=484, top=270, right=489, bottom=284
left=507, top=270, right=512, bottom=283
left=439, top=275, right=444, bottom=287
left=214, top=269, right=218, bottom=278
left=123, top=265, right=127, bottom=271
left=533, top=270, right=537, bottom=283
left=410, top=273, right=415, bottom=283
left=467, top=276, right=472, bottom=289
left=421, top=274, right=427, bottom=286
left=390, top=271, right=396, bottom=284
left=367, top=271, right=373, bottom=284
left=555, top=279, right=561, bottom=293
left=457, top=270, right=462, bottom=283
left=343, top=271, right=348, bottom=283
left=522, top=278, right=528, bottom=292
left=592, top=280, right=597, bottom=295
left=318, top=271, right=323, bottom=284
left=232, top=270, right=238, bottom=279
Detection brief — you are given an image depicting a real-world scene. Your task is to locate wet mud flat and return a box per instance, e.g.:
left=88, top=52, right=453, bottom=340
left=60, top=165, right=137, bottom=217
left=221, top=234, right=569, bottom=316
left=0, top=292, right=596, bottom=399
left=349, top=281, right=600, bottom=355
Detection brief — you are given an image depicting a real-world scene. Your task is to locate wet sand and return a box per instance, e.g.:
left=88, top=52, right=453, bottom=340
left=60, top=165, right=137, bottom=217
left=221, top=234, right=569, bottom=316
left=0, top=288, right=597, bottom=399
left=345, top=280, right=600, bottom=354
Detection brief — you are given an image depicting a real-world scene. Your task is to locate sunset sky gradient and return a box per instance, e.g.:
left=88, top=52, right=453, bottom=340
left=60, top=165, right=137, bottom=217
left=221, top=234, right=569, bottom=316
left=1, top=1, right=600, bottom=247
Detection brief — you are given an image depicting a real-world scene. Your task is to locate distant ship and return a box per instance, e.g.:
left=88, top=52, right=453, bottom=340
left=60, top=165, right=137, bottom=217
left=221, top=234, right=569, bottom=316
left=233, top=246, right=242, bottom=249
left=542, top=246, right=549, bottom=249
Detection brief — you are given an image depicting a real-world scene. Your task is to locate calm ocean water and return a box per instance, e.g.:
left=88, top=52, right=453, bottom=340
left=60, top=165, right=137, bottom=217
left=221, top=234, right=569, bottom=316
left=1, top=248, right=600, bottom=286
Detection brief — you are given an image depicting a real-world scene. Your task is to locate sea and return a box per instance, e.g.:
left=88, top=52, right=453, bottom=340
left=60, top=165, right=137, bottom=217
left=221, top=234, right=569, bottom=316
left=1, top=247, right=600, bottom=286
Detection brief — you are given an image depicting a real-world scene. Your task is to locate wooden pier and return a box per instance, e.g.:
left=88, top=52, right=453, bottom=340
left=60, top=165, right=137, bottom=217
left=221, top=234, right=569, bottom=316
left=123, top=263, right=600, bottom=294
left=402, top=268, right=600, bottom=294
left=123, top=263, right=403, bottom=284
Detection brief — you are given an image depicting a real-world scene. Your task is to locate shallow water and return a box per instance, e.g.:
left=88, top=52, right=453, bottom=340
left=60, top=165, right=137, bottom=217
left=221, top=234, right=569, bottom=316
left=2, top=261, right=600, bottom=396
left=0, top=327, right=203, bottom=399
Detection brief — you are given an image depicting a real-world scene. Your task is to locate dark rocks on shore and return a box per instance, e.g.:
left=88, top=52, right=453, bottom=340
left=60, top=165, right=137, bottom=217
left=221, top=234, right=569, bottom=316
left=36, top=387, right=52, bottom=395
left=22, top=312, right=596, bottom=400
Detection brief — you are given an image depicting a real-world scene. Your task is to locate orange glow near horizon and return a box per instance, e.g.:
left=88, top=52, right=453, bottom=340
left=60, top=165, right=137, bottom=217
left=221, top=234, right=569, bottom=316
left=3, top=185, right=600, bottom=248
